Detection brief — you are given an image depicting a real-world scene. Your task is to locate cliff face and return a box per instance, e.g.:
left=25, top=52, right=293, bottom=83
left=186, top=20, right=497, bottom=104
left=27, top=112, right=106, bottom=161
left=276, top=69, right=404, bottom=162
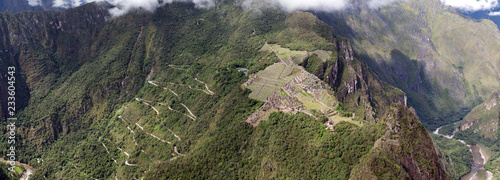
left=288, top=26, right=446, bottom=178
left=0, top=2, right=146, bottom=144
left=351, top=104, right=449, bottom=179
left=299, top=35, right=445, bottom=179
left=452, top=91, right=500, bottom=178
left=301, top=38, right=406, bottom=122
left=459, top=91, right=500, bottom=139
left=316, top=0, right=500, bottom=130
left=0, top=2, right=450, bottom=179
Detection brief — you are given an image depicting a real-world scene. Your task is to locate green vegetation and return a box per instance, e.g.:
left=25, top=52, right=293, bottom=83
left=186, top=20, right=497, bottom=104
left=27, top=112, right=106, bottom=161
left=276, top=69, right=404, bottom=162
left=350, top=104, right=449, bottom=179
left=453, top=92, right=500, bottom=178
left=438, top=123, right=459, bottom=136
left=0, top=1, right=449, bottom=179
left=0, top=2, right=343, bottom=178
left=317, top=0, right=499, bottom=131
left=146, top=112, right=383, bottom=179
left=432, top=134, right=472, bottom=179
left=0, top=163, right=22, bottom=180
left=301, top=53, right=324, bottom=76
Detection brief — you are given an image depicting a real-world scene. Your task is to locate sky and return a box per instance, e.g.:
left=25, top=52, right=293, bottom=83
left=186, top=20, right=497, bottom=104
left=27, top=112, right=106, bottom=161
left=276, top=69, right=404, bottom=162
left=439, top=0, right=500, bottom=29
left=440, top=0, right=498, bottom=11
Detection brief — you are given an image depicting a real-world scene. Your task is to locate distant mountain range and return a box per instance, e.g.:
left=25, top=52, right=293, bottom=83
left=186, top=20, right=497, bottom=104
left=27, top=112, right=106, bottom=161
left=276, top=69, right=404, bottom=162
left=317, top=0, right=500, bottom=131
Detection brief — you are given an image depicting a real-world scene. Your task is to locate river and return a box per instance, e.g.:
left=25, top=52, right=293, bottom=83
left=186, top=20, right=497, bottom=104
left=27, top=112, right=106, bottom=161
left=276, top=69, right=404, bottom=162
left=433, top=126, right=493, bottom=180
left=0, top=159, right=34, bottom=180
left=460, top=145, right=492, bottom=180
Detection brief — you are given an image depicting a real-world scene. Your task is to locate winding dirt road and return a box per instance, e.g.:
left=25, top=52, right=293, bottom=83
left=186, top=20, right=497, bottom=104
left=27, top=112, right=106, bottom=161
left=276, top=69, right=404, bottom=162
left=195, top=77, right=214, bottom=95
left=181, top=103, right=197, bottom=118
left=135, top=98, right=183, bottom=138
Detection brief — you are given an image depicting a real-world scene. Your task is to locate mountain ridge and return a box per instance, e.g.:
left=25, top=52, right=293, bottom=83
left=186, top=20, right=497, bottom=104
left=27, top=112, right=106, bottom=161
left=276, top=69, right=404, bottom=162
left=0, top=1, right=452, bottom=179
left=316, top=0, right=500, bottom=130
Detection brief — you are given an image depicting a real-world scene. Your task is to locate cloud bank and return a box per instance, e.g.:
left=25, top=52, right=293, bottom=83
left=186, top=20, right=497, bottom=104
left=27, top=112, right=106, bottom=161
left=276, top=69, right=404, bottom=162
left=440, top=0, right=499, bottom=11
left=489, top=10, right=500, bottom=16
left=29, top=0, right=407, bottom=17
left=28, top=0, right=42, bottom=6
left=106, top=0, right=169, bottom=17
left=52, top=0, right=102, bottom=8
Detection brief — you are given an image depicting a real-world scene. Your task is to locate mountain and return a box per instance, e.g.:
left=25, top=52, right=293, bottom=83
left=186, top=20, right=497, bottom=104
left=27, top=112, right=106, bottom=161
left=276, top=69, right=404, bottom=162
left=450, top=91, right=500, bottom=178
left=463, top=10, right=500, bottom=30
left=459, top=91, right=500, bottom=139
left=0, top=1, right=449, bottom=179
left=316, top=0, right=500, bottom=130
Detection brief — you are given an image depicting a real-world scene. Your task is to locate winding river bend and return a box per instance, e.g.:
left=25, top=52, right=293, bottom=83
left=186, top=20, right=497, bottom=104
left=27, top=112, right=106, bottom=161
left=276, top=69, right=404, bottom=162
left=0, top=159, right=33, bottom=180
left=433, top=126, right=492, bottom=180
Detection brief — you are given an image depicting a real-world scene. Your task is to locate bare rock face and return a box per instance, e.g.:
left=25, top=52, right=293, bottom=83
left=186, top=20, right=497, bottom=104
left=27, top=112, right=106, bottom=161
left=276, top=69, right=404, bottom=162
left=461, top=120, right=477, bottom=131
left=351, top=104, right=450, bottom=180
left=338, top=39, right=354, bottom=65
left=458, top=90, right=500, bottom=139
left=301, top=38, right=406, bottom=121
left=485, top=91, right=500, bottom=111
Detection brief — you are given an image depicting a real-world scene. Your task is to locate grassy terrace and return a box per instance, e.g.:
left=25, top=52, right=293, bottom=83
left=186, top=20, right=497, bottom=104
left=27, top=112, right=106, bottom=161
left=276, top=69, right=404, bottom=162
left=247, top=64, right=301, bottom=101
left=246, top=44, right=357, bottom=128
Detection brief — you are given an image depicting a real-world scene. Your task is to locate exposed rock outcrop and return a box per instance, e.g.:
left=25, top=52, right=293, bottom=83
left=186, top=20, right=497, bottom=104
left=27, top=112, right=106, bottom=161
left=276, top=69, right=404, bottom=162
left=459, top=90, right=500, bottom=139
left=301, top=38, right=406, bottom=121
left=350, top=104, right=450, bottom=180
left=485, top=91, right=500, bottom=111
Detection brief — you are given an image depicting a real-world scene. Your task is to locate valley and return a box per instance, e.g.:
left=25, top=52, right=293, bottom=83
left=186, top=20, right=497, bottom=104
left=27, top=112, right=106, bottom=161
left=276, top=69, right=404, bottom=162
left=1, top=0, right=496, bottom=179
left=434, top=124, right=493, bottom=180
left=317, top=0, right=500, bottom=130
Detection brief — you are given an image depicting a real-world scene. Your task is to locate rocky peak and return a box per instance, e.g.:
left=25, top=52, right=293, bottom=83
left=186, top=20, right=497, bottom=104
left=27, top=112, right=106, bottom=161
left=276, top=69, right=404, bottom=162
left=485, top=91, right=500, bottom=111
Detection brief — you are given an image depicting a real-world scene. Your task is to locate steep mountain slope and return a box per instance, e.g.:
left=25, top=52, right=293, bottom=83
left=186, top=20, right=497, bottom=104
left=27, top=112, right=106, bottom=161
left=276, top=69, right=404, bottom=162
left=316, top=0, right=500, bottom=130
left=459, top=91, right=500, bottom=139
left=0, top=1, right=449, bottom=179
left=432, top=134, right=472, bottom=179
left=350, top=104, right=447, bottom=179
left=451, top=91, right=500, bottom=178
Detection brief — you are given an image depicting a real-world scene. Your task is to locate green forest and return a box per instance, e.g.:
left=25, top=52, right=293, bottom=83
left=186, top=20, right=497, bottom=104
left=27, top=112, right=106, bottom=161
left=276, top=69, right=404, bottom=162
left=0, top=1, right=457, bottom=179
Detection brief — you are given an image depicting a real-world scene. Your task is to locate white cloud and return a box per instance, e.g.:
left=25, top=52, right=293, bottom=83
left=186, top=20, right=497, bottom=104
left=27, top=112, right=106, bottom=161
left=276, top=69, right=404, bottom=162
left=84, top=0, right=214, bottom=17
left=52, top=0, right=87, bottom=8
left=28, top=0, right=42, bottom=6
left=489, top=10, right=500, bottom=15
left=53, top=0, right=68, bottom=8
left=440, top=0, right=499, bottom=11
left=43, top=0, right=405, bottom=17
left=105, top=0, right=169, bottom=17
